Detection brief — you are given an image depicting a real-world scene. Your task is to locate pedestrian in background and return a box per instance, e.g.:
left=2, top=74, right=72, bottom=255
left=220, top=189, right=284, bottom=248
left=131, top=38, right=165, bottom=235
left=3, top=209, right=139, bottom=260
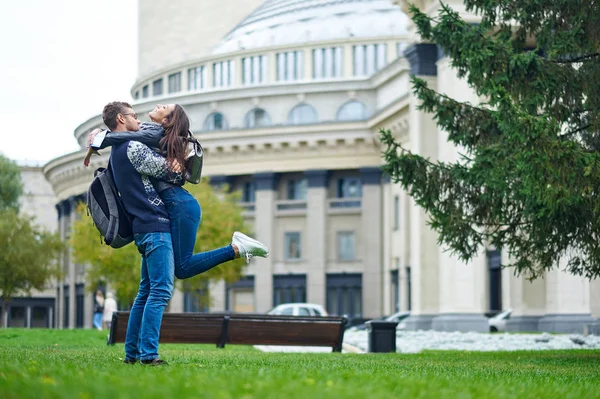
left=93, top=290, right=104, bottom=330
left=103, top=292, right=118, bottom=330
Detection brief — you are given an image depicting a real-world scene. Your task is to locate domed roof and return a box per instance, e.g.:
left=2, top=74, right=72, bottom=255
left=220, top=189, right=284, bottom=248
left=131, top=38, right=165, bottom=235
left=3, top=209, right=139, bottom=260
left=212, top=0, right=409, bottom=54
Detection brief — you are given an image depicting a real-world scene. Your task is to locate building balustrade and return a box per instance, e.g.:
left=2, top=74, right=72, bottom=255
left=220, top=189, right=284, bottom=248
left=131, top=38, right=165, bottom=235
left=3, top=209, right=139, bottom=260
left=275, top=199, right=308, bottom=211
left=328, top=198, right=362, bottom=209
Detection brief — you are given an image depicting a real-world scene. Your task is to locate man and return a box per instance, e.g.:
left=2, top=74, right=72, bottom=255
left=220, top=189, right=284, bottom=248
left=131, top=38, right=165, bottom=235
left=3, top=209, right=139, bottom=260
left=99, top=101, right=181, bottom=366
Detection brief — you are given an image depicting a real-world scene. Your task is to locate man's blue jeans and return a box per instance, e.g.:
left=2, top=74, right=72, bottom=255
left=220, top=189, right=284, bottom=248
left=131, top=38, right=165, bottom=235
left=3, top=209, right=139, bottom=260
left=160, top=187, right=235, bottom=279
left=124, top=232, right=174, bottom=362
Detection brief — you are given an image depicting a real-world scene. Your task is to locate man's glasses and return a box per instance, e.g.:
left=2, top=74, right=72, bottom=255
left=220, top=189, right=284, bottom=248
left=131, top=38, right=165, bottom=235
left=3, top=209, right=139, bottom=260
left=121, top=112, right=138, bottom=119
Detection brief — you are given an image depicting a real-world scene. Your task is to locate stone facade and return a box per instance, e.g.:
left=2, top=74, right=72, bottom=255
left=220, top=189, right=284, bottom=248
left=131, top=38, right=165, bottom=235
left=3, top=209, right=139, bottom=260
left=37, top=0, right=599, bottom=332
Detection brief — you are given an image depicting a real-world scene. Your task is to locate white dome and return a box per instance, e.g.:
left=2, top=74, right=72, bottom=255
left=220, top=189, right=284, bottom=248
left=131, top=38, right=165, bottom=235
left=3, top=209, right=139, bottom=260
left=213, top=0, right=409, bottom=54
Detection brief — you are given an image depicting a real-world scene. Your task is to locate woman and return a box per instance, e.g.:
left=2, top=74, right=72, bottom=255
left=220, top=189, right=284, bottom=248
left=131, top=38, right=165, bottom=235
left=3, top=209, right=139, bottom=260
left=93, top=290, right=104, bottom=330
left=85, top=104, right=269, bottom=279
left=102, top=291, right=118, bottom=330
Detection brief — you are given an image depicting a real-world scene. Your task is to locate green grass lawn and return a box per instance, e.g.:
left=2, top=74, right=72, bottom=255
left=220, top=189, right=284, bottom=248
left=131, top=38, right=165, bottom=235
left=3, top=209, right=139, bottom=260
left=1, top=329, right=599, bottom=399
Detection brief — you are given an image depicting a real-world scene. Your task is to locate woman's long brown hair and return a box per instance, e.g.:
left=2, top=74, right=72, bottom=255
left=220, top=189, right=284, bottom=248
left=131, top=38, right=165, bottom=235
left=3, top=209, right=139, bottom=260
left=159, top=104, right=190, bottom=171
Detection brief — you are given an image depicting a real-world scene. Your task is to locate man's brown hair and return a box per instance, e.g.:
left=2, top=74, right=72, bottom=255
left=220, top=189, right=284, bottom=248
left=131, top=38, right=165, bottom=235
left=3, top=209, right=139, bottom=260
left=102, top=101, right=133, bottom=130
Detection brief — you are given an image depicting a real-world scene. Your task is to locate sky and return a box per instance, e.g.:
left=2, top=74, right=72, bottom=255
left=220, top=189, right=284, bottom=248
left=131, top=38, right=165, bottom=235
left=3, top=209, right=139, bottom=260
left=0, top=0, right=137, bottom=166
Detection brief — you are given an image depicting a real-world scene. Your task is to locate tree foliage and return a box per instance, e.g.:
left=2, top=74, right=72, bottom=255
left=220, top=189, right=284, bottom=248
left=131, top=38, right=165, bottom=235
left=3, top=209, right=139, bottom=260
left=0, top=209, right=64, bottom=326
left=381, top=1, right=600, bottom=278
left=71, top=179, right=249, bottom=307
left=0, top=154, right=23, bottom=211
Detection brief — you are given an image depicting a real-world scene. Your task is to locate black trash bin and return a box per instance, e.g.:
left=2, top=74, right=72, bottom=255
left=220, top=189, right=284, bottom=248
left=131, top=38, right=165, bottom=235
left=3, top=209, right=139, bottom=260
left=366, top=320, right=398, bottom=353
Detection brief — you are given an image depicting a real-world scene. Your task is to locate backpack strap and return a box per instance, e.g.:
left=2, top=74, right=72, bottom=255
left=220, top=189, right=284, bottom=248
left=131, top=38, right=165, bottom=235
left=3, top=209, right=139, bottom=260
left=98, top=169, right=118, bottom=245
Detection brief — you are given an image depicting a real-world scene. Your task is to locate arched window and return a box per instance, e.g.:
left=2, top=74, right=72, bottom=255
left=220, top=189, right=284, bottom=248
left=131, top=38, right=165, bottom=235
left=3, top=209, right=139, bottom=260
left=288, top=103, right=318, bottom=125
left=245, top=108, right=272, bottom=128
left=336, top=100, right=369, bottom=121
left=203, top=112, right=227, bottom=131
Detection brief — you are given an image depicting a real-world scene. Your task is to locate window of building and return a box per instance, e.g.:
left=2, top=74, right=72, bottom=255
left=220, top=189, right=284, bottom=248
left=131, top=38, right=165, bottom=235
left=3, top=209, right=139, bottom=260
left=337, top=177, right=361, bottom=198
left=31, top=306, right=49, bottom=328
left=188, top=66, right=207, bottom=91
left=75, top=283, right=84, bottom=328
left=273, top=274, right=306, bottom=306
left=487, top=250, right=502, bottom=313
left=353, top=43, right=387, bottom=76
left=313, top=46, right=343, bottom=79
left=242, top=55, right=268, bottom=85
left=284, top=232, right=301, bottom=260
left=245, top=108, right=272, bottom=128
left=288, top=103, right=318, bottom=124
left=8, top=306, right=25, bottom=327
left=203, top=112, right=227, bottom=131
left=394, top=195, right=400, bottom=230
left=397, top=42, right=408, bottom=58
left=337, top=231, right=356, bottom=261
left=134, top=91, right=139, bottom=100
left=242, top=181, right=256, bottom=203
left=183, top=288, right=209, bottom=313
left=286, top=178, right=307, bottom=200
left=336, top=100, right=369, bottom=121
left=152, top=78, right=163, bottom=96
left=326, top=273, right=362, bottom=318
left=142, top=85, right=149, bottom=98
left=391, top=268, right=400, bottom=312
left=225, top=276, right=255, bottom=312
left=406, top=266, right=412, bottom=311
left=168, top=72, right=181, bottom=93
left=213, top=60, right=234, bottom=88
left=276, top=51, right=303, bottom=81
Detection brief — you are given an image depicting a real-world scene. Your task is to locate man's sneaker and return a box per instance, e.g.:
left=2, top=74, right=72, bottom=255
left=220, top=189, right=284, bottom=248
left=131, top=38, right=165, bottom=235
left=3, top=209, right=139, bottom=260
left=140, top=358, right=168, bottom=366
left=123, top=357, right=137, bottom=365
left=232, top=232, right=269, bottom=263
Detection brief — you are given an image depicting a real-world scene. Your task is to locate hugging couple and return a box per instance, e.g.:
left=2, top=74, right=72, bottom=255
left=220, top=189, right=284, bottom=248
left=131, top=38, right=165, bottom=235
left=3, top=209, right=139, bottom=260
left=86, top=101, right=269, bottom=365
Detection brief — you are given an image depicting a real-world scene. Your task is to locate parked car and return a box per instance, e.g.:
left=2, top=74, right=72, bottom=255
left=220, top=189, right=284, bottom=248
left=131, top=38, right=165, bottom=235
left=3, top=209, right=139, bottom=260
left=347, top=311, right=411, bottom=332
left=489, top=309, right=512, bottom=332
left=267, top=303, right=328, bottom=316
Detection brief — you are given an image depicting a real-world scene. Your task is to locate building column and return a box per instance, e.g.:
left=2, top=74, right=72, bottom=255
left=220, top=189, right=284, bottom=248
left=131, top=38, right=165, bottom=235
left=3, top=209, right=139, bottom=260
left=359, top=167, right=384, bottom=318
left=382, top=174, right=393, bottom=315
left=343, top=44, right=354, bottom=78
left=502, top=250, right=546, bottom=332
left=67, top=196, right=77, bottom=328
left=267, top=51, right=277, bottom=83
left=591, top=278, right=600, bottom=319
left=399, top=189, right=411, bottom=312
left=253, top=172, right=277, bottom=312
left=305, top=170, right=328, bottom=307
left=402, top=43, right=440, bottom=330
left=538, top=267, right=596, bottom=333
left=170, top=288, right=184, bottom=312
left=432, top=48, right=487, bottom=331
left=210, top=280, right=226, bottom=311
left=55, top=203, right=64, bottom=329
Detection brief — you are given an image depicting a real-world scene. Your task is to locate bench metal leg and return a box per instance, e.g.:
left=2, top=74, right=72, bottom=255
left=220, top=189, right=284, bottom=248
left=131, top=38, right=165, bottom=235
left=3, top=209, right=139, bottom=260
left=217, top=315, right=230, bottom=349
left=333, top=316, right=348, bottom=352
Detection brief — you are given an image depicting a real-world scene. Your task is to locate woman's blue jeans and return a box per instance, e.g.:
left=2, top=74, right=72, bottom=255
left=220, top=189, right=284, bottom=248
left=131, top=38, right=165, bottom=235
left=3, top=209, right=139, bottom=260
left=160, top=186, right=235, bottom=279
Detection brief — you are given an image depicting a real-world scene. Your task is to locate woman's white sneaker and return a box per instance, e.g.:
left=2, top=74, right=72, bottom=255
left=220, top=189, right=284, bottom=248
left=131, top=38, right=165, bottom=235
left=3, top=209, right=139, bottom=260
left=232, top=232, right=270, bottom=263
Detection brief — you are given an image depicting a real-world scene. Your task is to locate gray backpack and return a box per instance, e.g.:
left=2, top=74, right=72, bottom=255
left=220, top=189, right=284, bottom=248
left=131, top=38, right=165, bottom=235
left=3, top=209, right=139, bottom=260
left=86, top=160, right=133, bottom=248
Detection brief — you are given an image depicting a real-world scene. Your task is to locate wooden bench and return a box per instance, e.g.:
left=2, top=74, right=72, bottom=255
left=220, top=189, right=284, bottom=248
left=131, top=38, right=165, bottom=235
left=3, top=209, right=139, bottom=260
left=107, top=312, right=348, bottom=352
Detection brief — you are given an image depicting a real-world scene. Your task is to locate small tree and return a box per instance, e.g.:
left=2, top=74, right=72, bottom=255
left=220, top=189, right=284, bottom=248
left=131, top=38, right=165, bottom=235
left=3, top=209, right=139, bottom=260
left=0, top=154, right=23, bottom=211
left=0, top=209, right=63, bottom=327
left=71, top=178, right=249, bottom=307
left=381, top=1, right=600, bottom=279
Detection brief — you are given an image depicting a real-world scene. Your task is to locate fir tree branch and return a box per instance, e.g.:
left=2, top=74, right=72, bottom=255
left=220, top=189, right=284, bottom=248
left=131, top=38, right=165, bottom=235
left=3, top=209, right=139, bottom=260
left=559, top=124, right=592, bottom=139
left=547, top=53, right=600, bottom=64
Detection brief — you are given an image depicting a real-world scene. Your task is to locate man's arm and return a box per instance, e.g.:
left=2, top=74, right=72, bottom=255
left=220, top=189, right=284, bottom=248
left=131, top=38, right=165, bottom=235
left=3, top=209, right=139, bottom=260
left=126, top=141, right=184, bottom=185
left=91, top=123, right=164, bottom=150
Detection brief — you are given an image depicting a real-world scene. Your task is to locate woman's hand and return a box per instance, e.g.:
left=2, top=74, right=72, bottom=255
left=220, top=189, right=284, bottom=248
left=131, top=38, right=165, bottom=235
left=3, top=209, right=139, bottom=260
left=169, top=158, right=183, bottom=173
left=87, top=128, right=104, bottom=148
left=83, top=147, right=100, bottom=167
